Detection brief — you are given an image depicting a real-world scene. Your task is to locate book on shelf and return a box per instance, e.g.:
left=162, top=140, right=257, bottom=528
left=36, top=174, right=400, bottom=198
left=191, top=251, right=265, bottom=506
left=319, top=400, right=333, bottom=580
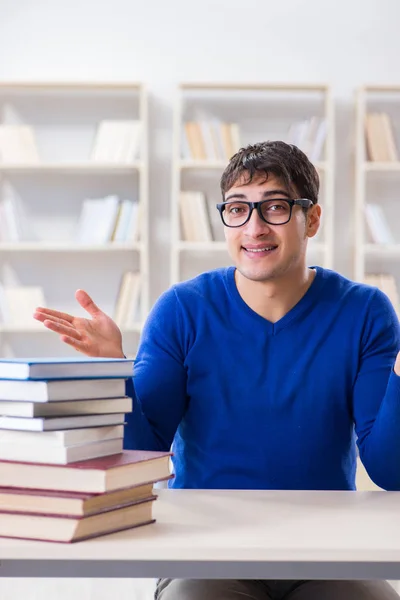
left=0, top=356, right=134, bottom=380
left=286, top=117, right=326, bottom=162
left=114, top=270, right=141, bottom=327
left=0, top=495, right=156, bottom=543
left=364, top=273, right=399, bottom=317
left=76, top=196, right=140, bottom=245
left=364, top=203, right=395, bottom=244
left=0, top=377, right=127, bottom=402
left=0, top=284, right=46, bottom=328
left=365, top=112, right=398, bottom=162
left=0, top=124, right=40, bottom=164
left=179, top=191, right=213, bottom=242
left=90, top=119, right=141, bottom=163
left=0, top=449, right=172, bottom=492
left=182, top=120, right=241, bottom=161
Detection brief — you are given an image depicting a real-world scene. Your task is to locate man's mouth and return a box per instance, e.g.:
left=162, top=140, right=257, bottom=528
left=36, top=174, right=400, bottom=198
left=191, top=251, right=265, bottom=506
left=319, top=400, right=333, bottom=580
left=242, top=244, right=278, bottom=256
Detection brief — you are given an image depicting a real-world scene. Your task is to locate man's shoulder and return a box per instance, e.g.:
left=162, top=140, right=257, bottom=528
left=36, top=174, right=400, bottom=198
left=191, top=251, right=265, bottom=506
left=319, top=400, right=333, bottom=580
left=171, top=267, right=232, bottom=299
left=317, top=266, right=385, bottom=309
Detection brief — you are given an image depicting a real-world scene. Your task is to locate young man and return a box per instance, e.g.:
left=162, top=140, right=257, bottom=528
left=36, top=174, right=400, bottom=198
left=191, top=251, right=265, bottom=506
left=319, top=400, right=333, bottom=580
left=34, top=141, right=400, bottom=600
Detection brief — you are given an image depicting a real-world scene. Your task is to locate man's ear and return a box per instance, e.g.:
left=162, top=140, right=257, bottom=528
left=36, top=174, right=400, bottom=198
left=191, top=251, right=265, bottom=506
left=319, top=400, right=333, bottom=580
left=306, top=204, right=321, bottom=239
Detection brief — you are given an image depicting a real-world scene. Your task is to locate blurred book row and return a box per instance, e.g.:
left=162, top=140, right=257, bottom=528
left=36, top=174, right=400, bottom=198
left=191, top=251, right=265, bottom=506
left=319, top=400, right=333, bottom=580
left=181, top=117, right=327, bottom=162
left=0, top=270, right=141, bottom=330
left=364, top=203, right=397, bottom=245
left=0, top=195, right=141, bottom=244
left=0, top=120, right=141, bottom=164
left=365, top=112, right=398, bottom=162
left=0, top=356, right=171, bottom=542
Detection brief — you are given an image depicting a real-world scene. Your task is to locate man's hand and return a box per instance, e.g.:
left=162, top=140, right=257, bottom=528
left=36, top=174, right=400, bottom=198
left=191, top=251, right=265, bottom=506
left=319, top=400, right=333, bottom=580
left=395, top=351, right=400, bottom=376
left=33, top=289, right=124, bottom=358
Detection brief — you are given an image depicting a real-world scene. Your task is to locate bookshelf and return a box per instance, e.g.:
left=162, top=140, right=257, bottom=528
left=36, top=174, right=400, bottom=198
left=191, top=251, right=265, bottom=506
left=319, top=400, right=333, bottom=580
left=170, top=83, right=335, bottom=285
left=354, top=86, right=400, bottom=314
left=0, top=82, right=149, bottom=358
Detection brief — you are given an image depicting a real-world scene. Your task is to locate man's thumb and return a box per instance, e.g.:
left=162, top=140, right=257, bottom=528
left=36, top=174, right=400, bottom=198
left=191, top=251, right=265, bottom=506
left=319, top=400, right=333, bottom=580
left=75, top=289, right=103, bottom=317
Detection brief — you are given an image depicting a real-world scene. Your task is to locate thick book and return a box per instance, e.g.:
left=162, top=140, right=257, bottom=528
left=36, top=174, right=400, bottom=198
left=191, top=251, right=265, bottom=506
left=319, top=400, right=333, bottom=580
left=0, top=449, right=172, bottom=493
left=0, top=396, right=132, bottom=417
left=0, top=479, right=171, bottom=516
left=0, top=412, right=126, bottom=431
left=0, top=377, right=127, bottom=402
left=0, top=357, right=134, bottom=380
left=0, top=424, right=124, bottom=447
left=0, top=496, right=156, bottom=543
left=0, top=437, right=124, bottom=464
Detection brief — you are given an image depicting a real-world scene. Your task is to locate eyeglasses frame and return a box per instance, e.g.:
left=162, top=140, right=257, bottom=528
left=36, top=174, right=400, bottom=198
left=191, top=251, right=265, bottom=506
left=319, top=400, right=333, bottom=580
left=215, top=198, right=314, bottom=228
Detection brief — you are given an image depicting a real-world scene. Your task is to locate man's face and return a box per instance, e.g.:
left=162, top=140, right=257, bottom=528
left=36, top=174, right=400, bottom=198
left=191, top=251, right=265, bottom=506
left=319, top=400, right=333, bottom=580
left=222, top=174, right=321, bottom=283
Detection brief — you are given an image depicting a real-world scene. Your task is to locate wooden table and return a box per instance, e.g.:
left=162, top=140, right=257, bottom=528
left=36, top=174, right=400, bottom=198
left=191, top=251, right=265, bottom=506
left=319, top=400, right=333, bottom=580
left=1, top=489, right=400, bottom=580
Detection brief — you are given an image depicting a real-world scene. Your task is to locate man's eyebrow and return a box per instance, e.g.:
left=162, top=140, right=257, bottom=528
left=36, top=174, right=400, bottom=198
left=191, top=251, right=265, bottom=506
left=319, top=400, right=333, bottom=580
left=224, top=189, right=292, bottom=201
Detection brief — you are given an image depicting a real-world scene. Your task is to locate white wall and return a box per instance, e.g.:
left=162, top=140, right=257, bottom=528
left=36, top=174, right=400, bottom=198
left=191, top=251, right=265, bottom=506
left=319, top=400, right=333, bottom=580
left=1, top=0, right=399, bottom=304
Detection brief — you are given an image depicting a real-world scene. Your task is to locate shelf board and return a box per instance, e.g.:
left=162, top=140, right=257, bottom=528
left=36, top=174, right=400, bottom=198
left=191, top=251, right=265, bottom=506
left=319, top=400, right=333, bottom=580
left=0, top=162, right=143, bottom=174
left=0, top=242, right=142, bottom=252
left=176, top=241, right=326, bottom=253
left=176, top=241, right=228, bottom=251
left=364, top=162, right=400, bottom=172
left=179, top=160, right=227, bottom=170
left=180, top=82, right=329, bottom=92
left=364, top=244, right=400, bottom=257
left=179, top=160, right=327, bottom=172
left=0, top=82, right=142, bottom=92
left=0, top=323, right=143, bottom=334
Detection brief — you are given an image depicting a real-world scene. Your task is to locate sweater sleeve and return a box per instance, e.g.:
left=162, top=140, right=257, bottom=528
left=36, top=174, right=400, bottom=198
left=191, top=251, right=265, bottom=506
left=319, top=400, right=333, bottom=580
left=353, top=289, right=400, bottom=490
left=123, top=287, right=188, bottom=452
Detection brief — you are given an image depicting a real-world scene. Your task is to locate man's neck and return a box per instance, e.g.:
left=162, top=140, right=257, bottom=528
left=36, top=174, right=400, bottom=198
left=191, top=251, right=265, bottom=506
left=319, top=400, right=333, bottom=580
left=234, top=266, right=316, bottom=323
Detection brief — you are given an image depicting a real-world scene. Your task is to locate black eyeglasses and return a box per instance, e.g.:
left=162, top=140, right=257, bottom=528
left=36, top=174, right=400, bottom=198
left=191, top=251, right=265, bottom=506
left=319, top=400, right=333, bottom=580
left=216, top=198, right=313, bottom=228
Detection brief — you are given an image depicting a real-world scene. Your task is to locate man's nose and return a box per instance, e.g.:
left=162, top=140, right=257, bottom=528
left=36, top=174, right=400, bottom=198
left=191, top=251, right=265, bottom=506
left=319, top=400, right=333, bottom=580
left=242, top=207, right=272, bottom=236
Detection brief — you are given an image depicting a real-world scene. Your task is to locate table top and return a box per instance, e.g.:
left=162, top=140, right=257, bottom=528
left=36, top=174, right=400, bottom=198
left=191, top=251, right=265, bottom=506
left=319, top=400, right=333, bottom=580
left=1, top=489, right=400, bottom=579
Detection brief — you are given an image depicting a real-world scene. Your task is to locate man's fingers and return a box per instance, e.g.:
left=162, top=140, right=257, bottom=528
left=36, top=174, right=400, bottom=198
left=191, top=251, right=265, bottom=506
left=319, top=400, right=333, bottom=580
left=75, top=289, right=103, bottom=318
left=43, top=319, right=82, bottom=340
left=60, top=335, right=91, bottom=355
left=34, top=307, right=74, bottom=324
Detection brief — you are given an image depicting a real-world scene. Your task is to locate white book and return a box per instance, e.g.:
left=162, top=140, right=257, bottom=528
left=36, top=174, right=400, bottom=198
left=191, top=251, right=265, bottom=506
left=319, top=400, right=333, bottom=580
left=114, top=271, right=139, bottom=327
left=0, top=437, right=124, bottom=465
left=364, top=204, right=395, bottom=244
left=0, top=125, right=39, bottom=163
left=0, top=424, right=124, bottom=446
left=90, top=120, right=140, bottom=163
left=125, top=201, right=141, bottom=242
left=0, top=357, right=134, bottom=380
left=76, top=195, right=120, bottom=244
left=0, top=197, right=22, bottom=242
left=0, top=396, right=132, bottom=418
left=112, top=199, right=133, bottom=242
left=125, top=273, right=142, bottom=327
left=0, top=376, right=126, bottom=402
left=0, top=412, right=126, bottom=431
left=310, top=119, right=327, bottom=162
left=2, top=285, right=46, bottom=327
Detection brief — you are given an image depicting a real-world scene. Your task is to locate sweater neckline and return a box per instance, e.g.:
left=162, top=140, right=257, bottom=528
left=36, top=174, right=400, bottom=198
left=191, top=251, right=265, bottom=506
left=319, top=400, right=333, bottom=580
left=225, top=265, right=327, bottom=335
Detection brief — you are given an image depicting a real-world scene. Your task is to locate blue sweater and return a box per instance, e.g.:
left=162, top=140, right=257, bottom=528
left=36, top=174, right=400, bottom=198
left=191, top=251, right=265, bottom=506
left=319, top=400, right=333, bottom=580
left=124, top=266, right=400, bottom=491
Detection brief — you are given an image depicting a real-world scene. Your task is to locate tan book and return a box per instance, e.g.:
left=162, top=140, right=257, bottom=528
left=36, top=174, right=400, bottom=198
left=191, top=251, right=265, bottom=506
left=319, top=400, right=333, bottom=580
left=380, top=113, right=398, bottom=161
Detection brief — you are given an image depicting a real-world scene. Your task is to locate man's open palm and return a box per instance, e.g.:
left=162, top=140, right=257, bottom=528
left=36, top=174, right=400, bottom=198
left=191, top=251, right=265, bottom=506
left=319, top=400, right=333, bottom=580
left=33, top=289, right=124, bottom=358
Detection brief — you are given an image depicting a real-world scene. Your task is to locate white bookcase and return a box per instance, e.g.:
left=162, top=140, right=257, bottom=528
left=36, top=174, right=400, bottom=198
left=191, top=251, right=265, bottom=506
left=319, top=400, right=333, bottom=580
left=354, top=86, right=400, bottom=293
left=0, top=82, right=149, bottom=358
left=170, top=83, right=335, bottom=285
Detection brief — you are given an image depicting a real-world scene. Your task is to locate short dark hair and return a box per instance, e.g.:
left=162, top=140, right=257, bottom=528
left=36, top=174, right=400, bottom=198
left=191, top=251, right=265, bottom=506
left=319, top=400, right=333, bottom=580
left=220, top=140, right=319, bottom=204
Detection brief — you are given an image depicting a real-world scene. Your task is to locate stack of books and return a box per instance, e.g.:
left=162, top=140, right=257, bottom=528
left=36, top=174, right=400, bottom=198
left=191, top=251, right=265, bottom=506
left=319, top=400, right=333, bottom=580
left=0, top=357, right=172, bottom=543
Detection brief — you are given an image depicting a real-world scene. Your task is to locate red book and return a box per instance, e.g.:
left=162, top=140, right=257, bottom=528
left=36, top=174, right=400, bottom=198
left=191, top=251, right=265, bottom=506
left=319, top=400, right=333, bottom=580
left=0, top=476, right=172, bottom=516
left=0, top=450, right=172, bottom=493
left=0, top=496, right=157, bottom=543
